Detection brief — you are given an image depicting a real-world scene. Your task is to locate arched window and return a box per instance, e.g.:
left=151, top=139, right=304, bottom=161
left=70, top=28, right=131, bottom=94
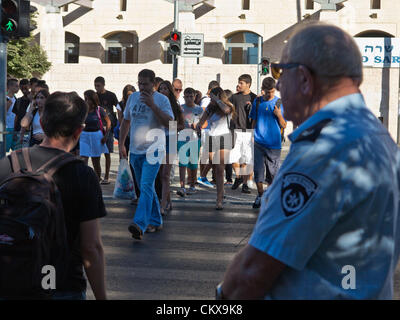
left=65, top=32, right=79, bottom=64
left=105, top=32, right=138, bottom=64
left=225, top=31, right=261, bottom=64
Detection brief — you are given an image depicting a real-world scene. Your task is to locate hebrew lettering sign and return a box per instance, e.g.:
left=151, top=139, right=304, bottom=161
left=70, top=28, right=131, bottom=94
left=354, top=38, right=400, bottom=68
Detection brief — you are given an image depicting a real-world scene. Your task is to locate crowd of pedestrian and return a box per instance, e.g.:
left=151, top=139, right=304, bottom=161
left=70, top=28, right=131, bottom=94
left=2, top=22, right=400, bottom=301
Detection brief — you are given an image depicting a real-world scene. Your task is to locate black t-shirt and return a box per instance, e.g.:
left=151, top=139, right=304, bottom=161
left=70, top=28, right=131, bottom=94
left=0, top=146, right=107, bottom=293
left=12, top=96, right=31, bottom=132
left=84, top=108, right=106, bottom=132
left=97, top=91, right=118, bottom=113
left=230, top=92, right=257, bottom=130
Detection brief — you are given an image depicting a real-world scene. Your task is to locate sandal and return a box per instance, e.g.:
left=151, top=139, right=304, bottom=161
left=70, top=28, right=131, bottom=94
left=100, top=179, right=110, bottom=185
left=215, top=202, right=224, bottom=210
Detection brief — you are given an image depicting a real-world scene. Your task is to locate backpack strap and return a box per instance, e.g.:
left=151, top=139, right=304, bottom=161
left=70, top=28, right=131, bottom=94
left=10, top=151, right=21, bottom=173
left=36, top=152, right=81, bottom=178
left=22, top=148, right=33, bottom=172
left=9, top=148, right=32, bottom=173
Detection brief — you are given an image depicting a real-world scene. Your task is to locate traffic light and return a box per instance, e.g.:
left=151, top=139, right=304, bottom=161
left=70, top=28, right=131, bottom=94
left=261, top=57, right=270, bottom=75
left=168, top=31, right=181, bottom=56
left=1, top=0, right=36, bottom=39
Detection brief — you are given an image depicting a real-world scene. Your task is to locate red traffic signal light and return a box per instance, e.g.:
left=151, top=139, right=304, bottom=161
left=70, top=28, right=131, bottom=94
left=168, top=31, right=181, bottom=56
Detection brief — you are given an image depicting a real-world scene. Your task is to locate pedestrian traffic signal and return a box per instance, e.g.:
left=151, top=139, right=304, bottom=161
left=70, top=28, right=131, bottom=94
left=1, top=0, right=18, bottom=37
left=1, top=0, right=36, bottom=39
left=168, top=31, right=181, bottom=56
left=261, top=57, right=270, bottom=75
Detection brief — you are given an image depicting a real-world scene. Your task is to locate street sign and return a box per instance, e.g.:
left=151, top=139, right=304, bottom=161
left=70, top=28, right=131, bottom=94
left=181, top=33, right=204, bottom=58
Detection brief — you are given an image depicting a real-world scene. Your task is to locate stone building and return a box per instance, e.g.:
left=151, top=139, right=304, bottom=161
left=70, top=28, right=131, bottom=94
left=32, top=0, right=400, bottom=140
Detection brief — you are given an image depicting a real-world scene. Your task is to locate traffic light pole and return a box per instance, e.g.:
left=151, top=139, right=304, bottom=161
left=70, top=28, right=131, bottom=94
left=257, top=36, right=263, bottom=95
left=0, top=0, right=7, bottom=159
left=173, top=0, right=179, bottom=80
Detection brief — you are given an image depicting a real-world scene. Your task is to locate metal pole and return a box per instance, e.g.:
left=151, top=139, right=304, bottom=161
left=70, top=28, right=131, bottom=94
left=173, top=0, right=179, bottom=80
left=257, top=36, right=263, bottom=95
left=0, top=0, right=7, bottom=159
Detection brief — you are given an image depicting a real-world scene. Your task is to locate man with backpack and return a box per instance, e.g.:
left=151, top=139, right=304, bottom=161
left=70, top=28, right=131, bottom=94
left=0, top=91, right=107, bottom=300
left=249, top=77, right=286, bottom=209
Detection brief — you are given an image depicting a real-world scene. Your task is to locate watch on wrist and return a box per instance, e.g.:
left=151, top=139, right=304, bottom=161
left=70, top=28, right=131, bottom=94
left=215, top=282, right=226, bottom=300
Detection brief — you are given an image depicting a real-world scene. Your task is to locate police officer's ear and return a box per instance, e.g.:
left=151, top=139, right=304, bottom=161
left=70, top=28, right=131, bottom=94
left=297, top=65, right=314, bottom=98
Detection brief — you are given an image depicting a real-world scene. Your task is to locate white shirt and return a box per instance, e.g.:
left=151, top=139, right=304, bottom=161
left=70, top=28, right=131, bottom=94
left=124, top=91, right=174, bottom=155
left=6, top=96, right=16, bottom=129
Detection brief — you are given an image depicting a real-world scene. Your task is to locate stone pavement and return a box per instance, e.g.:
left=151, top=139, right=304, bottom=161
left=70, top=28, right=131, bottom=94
left=86, top=142, right=400, bottom=300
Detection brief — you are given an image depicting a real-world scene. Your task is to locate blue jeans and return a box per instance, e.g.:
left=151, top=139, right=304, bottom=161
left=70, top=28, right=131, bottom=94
left=130, top=153, right=162, bottom=232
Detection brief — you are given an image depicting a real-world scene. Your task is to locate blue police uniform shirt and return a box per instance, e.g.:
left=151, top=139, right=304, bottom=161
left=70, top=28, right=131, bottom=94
left=249, top=93, right=400, bottom=299
left=249, top=96, right=283, bottom=149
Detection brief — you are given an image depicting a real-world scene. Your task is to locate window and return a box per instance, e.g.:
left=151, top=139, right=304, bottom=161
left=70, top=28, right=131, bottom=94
left=305, top=0, right=314, bottom=10
left=120, top=0, right=127, bottom=11
left=105, top=32, right=138, bottom=64
left=242, top=0, right=250, bottom=10
left=371, top=0, right=381, bottom=9
left=225, top=31, right=261, bottom=64
left=62, top=4, right=68, bottom=12
left=65, top=32, right=79, bottom=64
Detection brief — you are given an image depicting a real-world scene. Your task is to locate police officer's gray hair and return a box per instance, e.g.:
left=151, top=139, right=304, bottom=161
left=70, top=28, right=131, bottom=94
left=286, top=23, right=363, bottom=86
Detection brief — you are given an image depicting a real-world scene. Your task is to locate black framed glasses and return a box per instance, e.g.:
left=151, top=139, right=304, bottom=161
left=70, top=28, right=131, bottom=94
left=271, top=62, right=304, bottom=80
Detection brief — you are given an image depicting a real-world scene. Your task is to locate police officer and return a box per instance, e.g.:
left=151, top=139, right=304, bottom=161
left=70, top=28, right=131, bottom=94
left=216, top=23, right=400, bottom=299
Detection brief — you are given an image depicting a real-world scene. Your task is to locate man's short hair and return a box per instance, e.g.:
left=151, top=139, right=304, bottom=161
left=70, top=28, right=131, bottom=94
left=30, top=77, right=38, bottom=85
left=20, top=79, right=29, bottom=86
left=172, top=78, right=182, bottom=86
left=7, top=78, right=18, bottom=88
left=36, top=80, right=49, bottom=91
left=184, top=87, right=196, bottom=96
left=155, top=77, right=164, bottom=85
left=41, top=92, right=88, bottom=139
left=94, top=76, right=105, bottom=85
left=208, top=80, right=219, bottom=90
left=238, top=74, right=252, bottom=86
left=262, top=77, right=276, bottom=91
left=286, top=22, right=363, bottom=86
left=138, top=69, right=156, bottom=83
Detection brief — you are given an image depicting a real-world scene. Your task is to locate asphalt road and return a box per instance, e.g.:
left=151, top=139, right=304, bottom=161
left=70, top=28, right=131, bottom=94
left=86, top=144, right=400, bottom=300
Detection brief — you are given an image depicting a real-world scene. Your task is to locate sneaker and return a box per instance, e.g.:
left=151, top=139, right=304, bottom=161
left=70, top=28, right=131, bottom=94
left=253, top=195, right=262, bottom=209
left=224, top=181, right=233, bottom=186
left=242, top=184, right=251, bottom=194
left=186, top=186, right=196, bottom=194
left=197, top=177, right=215, bottom=188
left=232, top=177, right=243, bottom=190
left=177, top=188, right=186, bottom=197
left=247, top=179, right=256, bottom=190
left=128, top=223, right=143, bottom=240
left=146, top=224, right=163, bottom=233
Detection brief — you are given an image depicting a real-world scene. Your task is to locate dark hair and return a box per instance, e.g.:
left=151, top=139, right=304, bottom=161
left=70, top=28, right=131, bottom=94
left=30, top=77, right=39, bottom=85
left=20, top=79, right=29, bottom=86
left=194, top=90, right=202, bottom=105
left=184, top=87, right=196, bottom=96
left=7, top=78, right=18, bottom=88
left=238, top=74, right=252, bottom=86
left=262, top=77, right=276, bottom=90
left=158, top=80, right=183, bottom=128
left=119, top=84, right=136, bottom=112
left=224, top=89, right=233, bottom=100
left=208, top=87, right=235, bottom=118
left=34, top=89, right=50, bottom=100
left=138, top=69, right=156, bottom=83
left=36, top=80, right=49, bottom=91
left=94, top=76, right=105, bottom=85
left=84, top=89, right=100, bottom=110
left=41, top=92, right=88, bottom=138
left=155, top=77, right=164, bottom=85
left=208, top=80, right=219, bottom=90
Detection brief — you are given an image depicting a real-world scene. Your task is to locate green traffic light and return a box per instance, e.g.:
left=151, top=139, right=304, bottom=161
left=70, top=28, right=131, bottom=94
left=6, top=21, right=13, bottom=31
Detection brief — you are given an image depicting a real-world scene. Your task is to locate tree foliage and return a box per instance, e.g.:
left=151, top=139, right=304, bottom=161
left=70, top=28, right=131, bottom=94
left=6, top=13, right=51, bottom=79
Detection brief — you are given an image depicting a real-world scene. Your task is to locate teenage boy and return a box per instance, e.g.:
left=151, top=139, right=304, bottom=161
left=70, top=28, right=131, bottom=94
left=177, top=87, right=203, bottom=197
left=94, top=76, right=119, bottom=184
left=5, top=78, right=19, bottom=152
left=229, top=74, right=257, bottom=194
left=249, top=77, right=286, bottom=209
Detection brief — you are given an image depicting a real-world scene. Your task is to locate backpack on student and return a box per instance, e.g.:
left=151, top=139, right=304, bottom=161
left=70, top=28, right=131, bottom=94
left=0, top=148, right=81, bottom=299
left=255, top=97, right=285, bottom=143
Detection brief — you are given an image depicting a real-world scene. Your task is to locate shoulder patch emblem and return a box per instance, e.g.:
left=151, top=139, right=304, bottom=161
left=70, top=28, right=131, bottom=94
left=281, top=173, right=318, bottom=217
left=294, top=119, right=332, bottom=143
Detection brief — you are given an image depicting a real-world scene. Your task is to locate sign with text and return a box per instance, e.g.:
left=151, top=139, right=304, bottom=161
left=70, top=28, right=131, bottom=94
left=354, top=37, right=400, bottom=68
left=181, top=33, right=204, bottom=58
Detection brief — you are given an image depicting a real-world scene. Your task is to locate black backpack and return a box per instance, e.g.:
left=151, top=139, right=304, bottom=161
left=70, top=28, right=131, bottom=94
left=0, top=148, right=81, bottom=299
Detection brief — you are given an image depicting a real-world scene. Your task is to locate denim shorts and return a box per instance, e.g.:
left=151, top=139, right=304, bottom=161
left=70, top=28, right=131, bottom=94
left=254, top=142, right=281, bottom=185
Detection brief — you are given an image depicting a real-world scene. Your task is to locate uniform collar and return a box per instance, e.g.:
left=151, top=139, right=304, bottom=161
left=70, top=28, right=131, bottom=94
left=288, top=93, right=366, bottom=143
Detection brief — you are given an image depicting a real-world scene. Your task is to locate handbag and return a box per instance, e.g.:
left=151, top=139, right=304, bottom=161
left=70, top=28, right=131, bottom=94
left=96, top=106, right=106, bottom=136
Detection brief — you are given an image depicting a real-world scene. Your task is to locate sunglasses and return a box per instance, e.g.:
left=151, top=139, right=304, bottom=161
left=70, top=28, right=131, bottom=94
left=174, top=88, right=183, bottom=92
left=271, top=62, right=305, bottom=80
